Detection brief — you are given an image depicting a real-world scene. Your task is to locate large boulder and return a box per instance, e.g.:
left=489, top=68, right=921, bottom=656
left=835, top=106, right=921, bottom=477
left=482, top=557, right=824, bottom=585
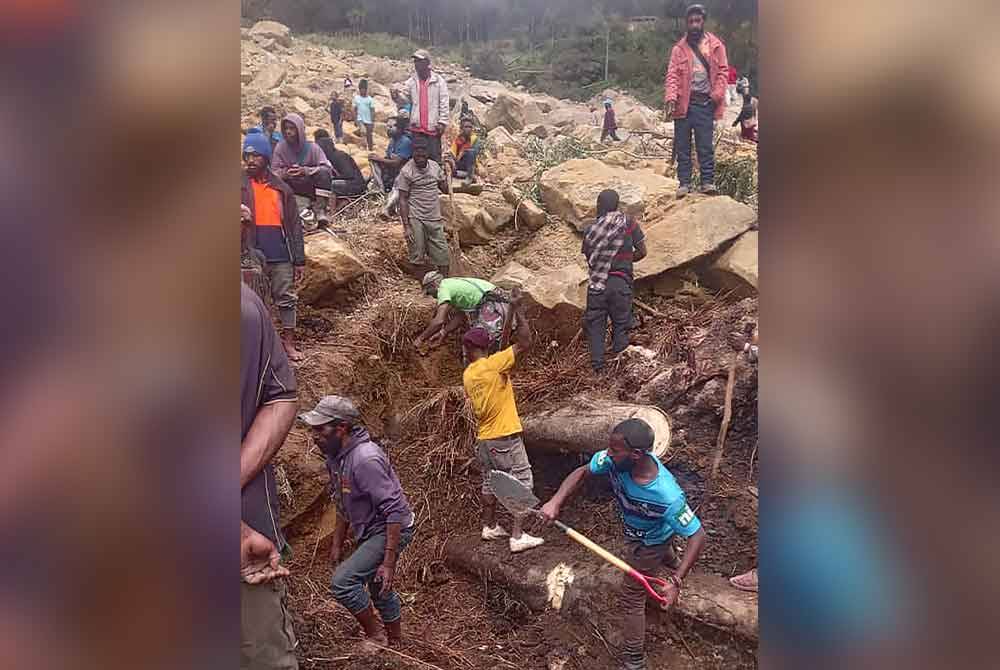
left=704, top=230, right=758, bottom=296
left=635, top=199, right=757, bottom=281
left=300, top=234, right=368, bottom=305
left=486, top=126, right=518, bottom=151
left=539, top=159, right=679, bottom=231
left=548, top=106, right=595, bottom=128
left=440, top=193, right=514, bottom=245
left=249, top=20, right=292, bottom=48
left=485, top=93, right=543, bottom=133
left=290, top=97, right=312, bottom=116
left=491, top=261, right=588, bottom=316
left=618, top=106, right=659, bottom=132
left=250, top=63, right=287, bottom=92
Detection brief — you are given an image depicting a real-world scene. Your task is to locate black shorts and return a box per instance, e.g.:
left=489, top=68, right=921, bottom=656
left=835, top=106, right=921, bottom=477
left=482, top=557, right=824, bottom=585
left=331, top=179, right=366, bottom=197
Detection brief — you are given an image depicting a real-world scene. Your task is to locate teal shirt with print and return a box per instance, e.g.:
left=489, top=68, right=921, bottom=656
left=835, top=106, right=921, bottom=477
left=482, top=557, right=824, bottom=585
left=589, top=450, right=701, bottom=546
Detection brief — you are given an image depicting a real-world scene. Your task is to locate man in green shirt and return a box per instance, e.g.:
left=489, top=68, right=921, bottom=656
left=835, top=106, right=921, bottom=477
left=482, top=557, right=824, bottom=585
left=413, top=271, right=517, bottom=352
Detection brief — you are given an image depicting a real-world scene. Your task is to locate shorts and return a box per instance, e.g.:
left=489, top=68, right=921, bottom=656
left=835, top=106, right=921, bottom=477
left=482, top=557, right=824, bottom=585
left=331, top=179, right=366, bottom=197
left=477, top=434, right=533, bottom=496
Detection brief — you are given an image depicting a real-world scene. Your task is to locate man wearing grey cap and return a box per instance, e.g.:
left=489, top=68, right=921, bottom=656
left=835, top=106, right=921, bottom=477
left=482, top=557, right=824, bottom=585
left=404, top=49, right=449, bottom=164
left=300, top=396, right=415, bottom=649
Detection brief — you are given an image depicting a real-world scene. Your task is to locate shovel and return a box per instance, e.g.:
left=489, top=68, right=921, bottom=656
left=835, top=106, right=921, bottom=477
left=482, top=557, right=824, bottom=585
left=488, top=470, right=673, bottom=608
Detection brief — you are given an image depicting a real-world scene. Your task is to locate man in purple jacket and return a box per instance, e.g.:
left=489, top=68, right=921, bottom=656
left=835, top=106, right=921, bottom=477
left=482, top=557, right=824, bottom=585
left=272, top=112, right=334, bottom=225
left=299, top=396, right=415, bottom=648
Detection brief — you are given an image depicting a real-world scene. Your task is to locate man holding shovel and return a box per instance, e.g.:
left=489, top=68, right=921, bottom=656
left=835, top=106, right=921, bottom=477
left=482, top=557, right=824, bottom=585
left=540, top=419, right=708, bottom=670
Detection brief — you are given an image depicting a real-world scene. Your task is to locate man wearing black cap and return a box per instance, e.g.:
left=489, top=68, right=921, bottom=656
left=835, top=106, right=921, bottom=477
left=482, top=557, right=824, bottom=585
left=664, top=3, right=729, bottom=198
left=540, top=419, right=708, bottom=670
left=405, top=48, right=449, bottom=164
left=299, top=396, right=415, bottom=649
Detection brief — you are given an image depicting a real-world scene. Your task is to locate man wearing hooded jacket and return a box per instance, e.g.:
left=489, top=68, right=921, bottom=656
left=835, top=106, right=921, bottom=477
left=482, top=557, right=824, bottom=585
left=241, top=132, right=306, bottom=362
left=272, top=112, right=334, bottom=226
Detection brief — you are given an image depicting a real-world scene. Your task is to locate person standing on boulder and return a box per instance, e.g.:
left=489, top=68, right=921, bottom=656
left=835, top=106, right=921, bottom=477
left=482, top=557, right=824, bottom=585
left=299, top=396, right=415, bottom=650
left=462, top=319, right=546, bottom=554
left=241, top=132, right=306, bottom=362
left=370, top=111, right=414, bottom=217
left=582, top=189, right=647, bottom=372
left=539, top=419, right=708, bottom=670
left=272, top=112, right=335, bottom=227
left=396, top=135, right=450, bottom=277
left=241, top=281, right=300, bottom=669
left=664, top=3, right=729, bottom=198
left=601, top=99, right=621, bottom=142
left=405, top=49, right=450, bottom=165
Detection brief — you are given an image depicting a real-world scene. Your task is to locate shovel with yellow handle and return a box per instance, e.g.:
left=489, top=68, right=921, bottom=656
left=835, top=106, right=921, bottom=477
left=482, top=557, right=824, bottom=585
left=488, top=470, right=673, bottom=608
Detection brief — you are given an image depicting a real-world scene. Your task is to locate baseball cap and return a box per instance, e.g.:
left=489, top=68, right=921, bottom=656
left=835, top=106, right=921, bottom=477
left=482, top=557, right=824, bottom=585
left=421, top=270, right=443, bottom=293
left=298, top=395, right=360, bottom=426
left=412, top=49, right=431, bottom=61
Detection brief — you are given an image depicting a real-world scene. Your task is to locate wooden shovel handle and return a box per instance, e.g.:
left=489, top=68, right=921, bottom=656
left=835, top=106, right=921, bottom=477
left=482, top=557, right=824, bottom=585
left=553, top=520, right=670, bottom=607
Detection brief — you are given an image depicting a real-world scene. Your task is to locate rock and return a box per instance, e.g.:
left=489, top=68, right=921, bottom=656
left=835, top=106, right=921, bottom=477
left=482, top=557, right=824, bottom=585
left=241, top=28, right=250, bottom=40
left=705, top=230, right=758, bottom=295
left=539, top=158, right=679, bottom=231
left=618, top=106, right=658, bottom=131
left=300, top=234, right=367, bottom=305
left=485, top=92, right=543, bottom=133
left=440, top=193, right=514, bottom=245
left=548, top=106, right=594, bottom=128
left=249, top=20, right=292, bottom=48
left=253, top=36, right=277, bottom=51
left=290, top=97, right=312, bottom=115
left=486, top=126, right=517, bottom=151
left=569, top=125, right=602, bottom=144
left=281, top=84, right=317, bottom=101
left=469, top=83, right=502, bottom=103
left=250, top=63, right=286, bottom=92
left=635, top=199, right=758, bottom=281
left=492, top=261, right=588, bottom=315
left=241, top=71, right=253, bottom=84
left=522, top=123, right=555, bottom=139
left=515, top=199, right=547, bottom=231
left=602, top=150, right=632, bottom=168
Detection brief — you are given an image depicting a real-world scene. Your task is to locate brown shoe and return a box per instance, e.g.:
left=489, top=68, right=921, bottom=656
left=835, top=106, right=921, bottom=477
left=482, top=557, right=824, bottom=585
left=385, top=618, right=402, bottom=647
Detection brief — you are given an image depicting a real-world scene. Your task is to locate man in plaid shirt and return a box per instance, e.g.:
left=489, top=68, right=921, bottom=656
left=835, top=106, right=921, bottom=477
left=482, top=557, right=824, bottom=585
left=581, top=189, right=647, bottom=372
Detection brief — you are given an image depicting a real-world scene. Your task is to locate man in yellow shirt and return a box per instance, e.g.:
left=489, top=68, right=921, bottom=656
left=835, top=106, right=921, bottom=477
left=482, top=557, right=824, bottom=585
left=461, top=306, right=544, bottom=554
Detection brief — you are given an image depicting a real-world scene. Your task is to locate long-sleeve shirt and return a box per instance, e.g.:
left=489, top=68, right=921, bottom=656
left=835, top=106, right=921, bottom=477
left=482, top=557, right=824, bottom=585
left=325, top=427, right=414, bottom=542
left=405, top=71, right=450, bottom=135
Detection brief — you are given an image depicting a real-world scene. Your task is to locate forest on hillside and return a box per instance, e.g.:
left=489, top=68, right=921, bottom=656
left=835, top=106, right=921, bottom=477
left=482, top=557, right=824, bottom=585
left=242, top=0, right=757, bottom=106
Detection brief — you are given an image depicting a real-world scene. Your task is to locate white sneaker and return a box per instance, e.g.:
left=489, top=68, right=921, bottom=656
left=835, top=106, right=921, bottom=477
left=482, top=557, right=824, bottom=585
left=481, top=525, right=509, bottom=541
left=509, top=533, right=545, bottom=553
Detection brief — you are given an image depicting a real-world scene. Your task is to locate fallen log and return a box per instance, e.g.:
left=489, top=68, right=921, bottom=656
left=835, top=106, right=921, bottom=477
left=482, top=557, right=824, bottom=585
left=521, top=397, right=671, bottom=459
left=444, top=537, right=758, bottom=642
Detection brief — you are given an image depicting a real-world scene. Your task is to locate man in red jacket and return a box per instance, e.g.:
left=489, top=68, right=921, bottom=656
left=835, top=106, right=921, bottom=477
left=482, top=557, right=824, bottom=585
left=663, top=4, right=729, bottom=199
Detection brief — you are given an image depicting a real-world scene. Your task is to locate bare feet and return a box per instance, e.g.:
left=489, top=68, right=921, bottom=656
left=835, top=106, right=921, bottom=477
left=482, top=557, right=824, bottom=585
left=281, top=333, right=304, bottom=363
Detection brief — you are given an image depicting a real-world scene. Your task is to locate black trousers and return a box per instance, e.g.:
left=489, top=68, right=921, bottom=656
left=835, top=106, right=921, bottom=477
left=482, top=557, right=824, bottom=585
left=284, top=171, right=332, bottom=199
left=583, top=275, right=632, bottom=370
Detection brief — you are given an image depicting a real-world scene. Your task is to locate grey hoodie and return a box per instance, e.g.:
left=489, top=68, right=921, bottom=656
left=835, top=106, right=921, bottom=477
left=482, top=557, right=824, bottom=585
left=271, top=113, right=332, bottom=180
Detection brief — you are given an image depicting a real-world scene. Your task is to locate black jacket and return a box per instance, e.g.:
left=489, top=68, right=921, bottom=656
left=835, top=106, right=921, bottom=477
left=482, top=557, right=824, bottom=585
left=241, top=170, right=305, bottom=266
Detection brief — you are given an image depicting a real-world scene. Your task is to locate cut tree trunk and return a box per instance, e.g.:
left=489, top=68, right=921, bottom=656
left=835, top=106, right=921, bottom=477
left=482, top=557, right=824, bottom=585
left=444, top=537, right=758, bottom=642
left=521, top=397, right=671, bottom=459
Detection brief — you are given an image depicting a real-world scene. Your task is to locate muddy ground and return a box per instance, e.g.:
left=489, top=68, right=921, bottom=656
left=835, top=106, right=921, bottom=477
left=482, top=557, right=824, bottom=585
left=271, top=201, right=758, bottom=669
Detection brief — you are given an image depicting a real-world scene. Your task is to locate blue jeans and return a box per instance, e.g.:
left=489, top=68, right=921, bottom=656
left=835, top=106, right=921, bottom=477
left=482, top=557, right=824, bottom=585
left=331, top=526, right=414, bottom=623
left=675, top=99, right=716, bottom=186
left=455, top=149, right=478, bottom=178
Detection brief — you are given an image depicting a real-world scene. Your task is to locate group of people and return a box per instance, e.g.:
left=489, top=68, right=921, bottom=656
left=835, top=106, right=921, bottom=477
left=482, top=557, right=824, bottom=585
left=241, top=274, right=708, bottom=670
left=241, top=48, right=489, bottom=358
left=241, top=6, right=756, bottom=669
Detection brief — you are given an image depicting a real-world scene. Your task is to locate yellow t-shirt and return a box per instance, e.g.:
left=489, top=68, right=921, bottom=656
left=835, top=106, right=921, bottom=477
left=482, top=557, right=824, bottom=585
left=463, top=347, right=522, bottom=440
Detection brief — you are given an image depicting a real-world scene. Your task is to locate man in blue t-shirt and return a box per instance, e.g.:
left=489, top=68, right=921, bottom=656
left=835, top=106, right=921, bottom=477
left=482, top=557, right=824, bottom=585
left=370, top=112, right=414, bottom=217
left=540, top=418, right=707, bottom=670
